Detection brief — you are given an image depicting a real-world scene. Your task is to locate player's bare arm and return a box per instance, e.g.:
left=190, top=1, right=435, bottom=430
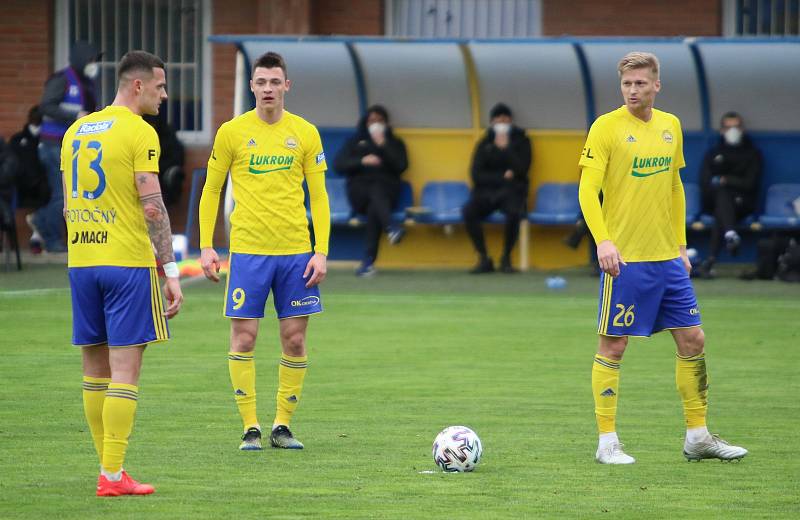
left=137, top=172, right=183, bottom=317
left=137, top=175, right=175, bottom=265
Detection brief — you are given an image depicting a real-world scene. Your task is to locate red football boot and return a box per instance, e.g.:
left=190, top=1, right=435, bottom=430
left=96, top=471, right=155, bottom=497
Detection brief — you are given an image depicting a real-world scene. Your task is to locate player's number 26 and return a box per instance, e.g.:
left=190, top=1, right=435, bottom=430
left=71, top=140, right=106, bottom=200
left=232, top=288, right=246, bottom=310
left=613, top=304, right=635, bottom=327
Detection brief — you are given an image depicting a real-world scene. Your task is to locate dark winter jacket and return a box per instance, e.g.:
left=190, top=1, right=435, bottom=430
left=700, top=135, right=762, bottom=210
left=9, top=125, right=49, bottom=208
left=470, top=126, right=532, bottom=192
left=39, top=42, right=100, bottom=138
left=333, top=115, right=408, bottom=188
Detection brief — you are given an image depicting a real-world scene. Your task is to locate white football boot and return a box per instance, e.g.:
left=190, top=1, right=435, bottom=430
left=684, top=434, right=748, bottom=461
left=596, top=442, right=636, bottom=464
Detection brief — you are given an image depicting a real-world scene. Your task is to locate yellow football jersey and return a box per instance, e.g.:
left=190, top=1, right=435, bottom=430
left=61, top=105, right=160, bottom=268
left=201, top=109, right=327, bottom=255
left=579, top=106, right=686, bottom=261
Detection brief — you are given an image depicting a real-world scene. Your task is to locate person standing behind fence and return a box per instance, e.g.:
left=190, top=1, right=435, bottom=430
left=34, top=41, right=101, bottom=253
left=462, top=103, right=532, bottom=274
left=334, top=105, right=408, bottom=277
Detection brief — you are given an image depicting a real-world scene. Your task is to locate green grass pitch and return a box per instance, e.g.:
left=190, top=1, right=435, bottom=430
left=1, top=264, right=799, bottom=519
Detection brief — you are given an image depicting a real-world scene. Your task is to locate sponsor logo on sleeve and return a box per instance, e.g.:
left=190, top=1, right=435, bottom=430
left=315, top=151, right=325, bottom=165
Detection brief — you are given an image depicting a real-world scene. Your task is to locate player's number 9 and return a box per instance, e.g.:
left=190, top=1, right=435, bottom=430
left=232, top=288, right=246, bottom=310
left=613, top=304, right=635, bottom=327
left=71, top=140, right=106, bottom=200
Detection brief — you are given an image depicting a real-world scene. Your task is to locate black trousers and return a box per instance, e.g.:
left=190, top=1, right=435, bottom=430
left=462, top=188, right=526, bottom=261
left=348, top=179, right=400, bottom=261
left=707, top=187, right=752, bottom=257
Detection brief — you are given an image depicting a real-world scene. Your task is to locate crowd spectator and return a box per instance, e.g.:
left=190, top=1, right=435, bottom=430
left=462, top=103, right=532, bottom=273
left=696, top=112, right=762, bottom=278
left=334, top=105, right=408, bottom=277
left=33, top=41, right=101, bottom=253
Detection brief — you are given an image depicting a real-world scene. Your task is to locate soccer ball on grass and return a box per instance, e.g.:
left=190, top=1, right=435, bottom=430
left=432, top=426, right=482, bottom=472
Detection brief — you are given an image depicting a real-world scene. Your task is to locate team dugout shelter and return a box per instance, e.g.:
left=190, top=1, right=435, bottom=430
left=187, top=36, right=800, bottom=270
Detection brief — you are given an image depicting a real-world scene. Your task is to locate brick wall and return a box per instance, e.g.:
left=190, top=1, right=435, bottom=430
left=543, top=0, right=721, bottom=36
left=312, top=0, right=384, bottom=35
left=0, top=0, right=52, bottom=139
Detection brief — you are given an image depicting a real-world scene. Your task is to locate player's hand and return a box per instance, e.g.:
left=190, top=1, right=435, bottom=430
left=200, top=247, right=221, bottom=282
left=162, top=277, right=183, bottom=319
left=679, top=246, right=692, bottom=274
left=303, top=252, right=327, bottom=288
left=362, top=154, right=381, bottom=166
left=503, top=169, right=514, bottom=180
left=597, top=240, right=626, bottom=278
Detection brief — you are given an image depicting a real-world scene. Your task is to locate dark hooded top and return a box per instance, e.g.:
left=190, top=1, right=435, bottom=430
left=333, top=112, right=408, bottom=188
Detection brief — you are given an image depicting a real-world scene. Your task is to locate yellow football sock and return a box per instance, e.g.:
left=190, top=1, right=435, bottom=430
left=101, top=383, right=139, bottom=474
left=229, top=351, right=258, bottom=430
left=82, top=376, right=111, bottom=462
left=274, top=354, right=307, bottom=427
left=592, top=354, right=621, bottom=434
left=676, top=352, right=709, bottom=429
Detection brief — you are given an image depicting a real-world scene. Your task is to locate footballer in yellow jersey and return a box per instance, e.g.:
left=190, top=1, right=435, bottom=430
left=64, top=51, right=184, bottom=497
left=579, top=52, right=747, bottom=465
left=199, top=52, right=330, bottom=451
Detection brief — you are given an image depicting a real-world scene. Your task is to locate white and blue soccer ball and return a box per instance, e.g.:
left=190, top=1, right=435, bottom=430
left=432, top=426, right=482, bottom=472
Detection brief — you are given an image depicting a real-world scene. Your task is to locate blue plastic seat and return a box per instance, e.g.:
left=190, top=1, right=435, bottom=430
left=528, top=183, right=580, bottom=225
left=325, top=176, right=354, bottom=225
left=412, top=181, right=470, bottom=225
left=683, top=182, right=701, bottom=225
left=759, top=183, right=800, bottom=229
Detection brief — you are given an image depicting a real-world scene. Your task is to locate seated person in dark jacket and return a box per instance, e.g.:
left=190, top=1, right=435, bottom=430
left=462, top=103, right=532, bottom=273
left=697, top=111, right=762, bottom=278
left=334, top=105, right=408, bottom=276
left=9, top=106, right=48, bottom=252
left=0, top=137, right=21, bottom=235
left=143, top=112, right=186, bottom=206
left=9, top=106, right=48, bottom=211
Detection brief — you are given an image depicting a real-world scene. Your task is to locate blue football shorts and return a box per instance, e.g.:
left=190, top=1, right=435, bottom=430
left=224, top=252, right=323, bottom=319
left=69, top=266, right=170, bottom=347
left=596, top=257, right=702, bottom=337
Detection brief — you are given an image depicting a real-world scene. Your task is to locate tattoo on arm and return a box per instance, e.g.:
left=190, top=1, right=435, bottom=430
left=140, top=193, right=175, bottom=264
left=137, top=174, right=149, bottom=185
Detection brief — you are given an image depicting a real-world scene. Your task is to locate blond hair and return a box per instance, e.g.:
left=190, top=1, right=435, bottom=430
left=617, top=52, right=660, bottom=78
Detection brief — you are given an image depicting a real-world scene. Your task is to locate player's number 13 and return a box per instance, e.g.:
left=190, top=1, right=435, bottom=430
left=71, top=139, right=106, bottom=200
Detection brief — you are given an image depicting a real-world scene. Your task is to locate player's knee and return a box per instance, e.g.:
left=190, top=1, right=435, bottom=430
left=680, top=328, right=705, bottom=356
left=598, top=335, right=627, bottom=360
left=281, top=330, right=306, bottom=356
left=232, top=330, right=257, bottom=352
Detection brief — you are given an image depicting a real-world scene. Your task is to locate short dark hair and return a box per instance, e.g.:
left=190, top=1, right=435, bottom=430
left=252, top=51, right=287, bottom=78
left=721, top=111, right=742, bottom=123
left=490, top=102, right=512, bottom=120
left=366, top=104, right=389, bottom=123
left=28, top=105, right=42, bottom=126
left=118, top=50, right=165, bottom=81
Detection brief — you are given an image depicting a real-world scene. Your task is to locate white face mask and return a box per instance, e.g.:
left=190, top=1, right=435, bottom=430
left=28, top=124, right=41, bottom=137
left=493, top=123, right=511, bottom=135
left=368, top=122, right=386, bottom=136
left=723, top=126, right=742, bottom=146
left=84, top=62, right=99, bottom=79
